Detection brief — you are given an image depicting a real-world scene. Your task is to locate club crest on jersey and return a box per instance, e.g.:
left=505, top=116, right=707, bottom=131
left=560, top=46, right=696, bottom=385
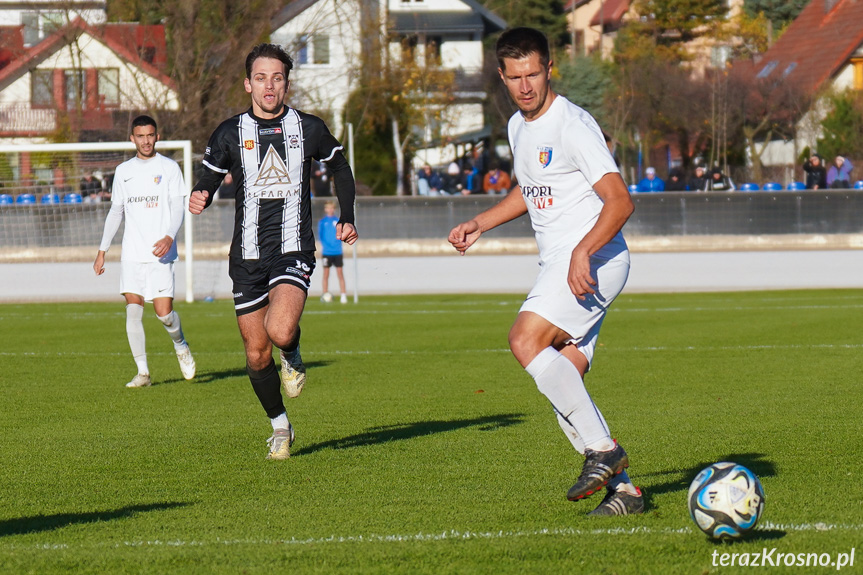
left=288, top=135, right=300, bottom=148
left=244, top=140, right=255, bottom=150
left=537, top=146, right=553, bottom=168
left=153, top=175, right=162, bottom=185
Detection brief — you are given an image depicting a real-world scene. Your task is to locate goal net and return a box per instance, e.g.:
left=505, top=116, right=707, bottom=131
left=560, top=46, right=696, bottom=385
left=0, top=140, right=228, bottom=302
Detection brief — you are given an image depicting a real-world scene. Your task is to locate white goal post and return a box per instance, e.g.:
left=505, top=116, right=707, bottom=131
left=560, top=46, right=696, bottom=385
left=0, top=140, right=197, bottom=302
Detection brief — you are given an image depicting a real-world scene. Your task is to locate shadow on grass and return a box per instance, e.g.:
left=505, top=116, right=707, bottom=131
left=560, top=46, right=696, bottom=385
left=0, top=502, right=192, bottom=537
left=297, top=412, right=525, bottom=457
left=187, top=360, right=333, bottom=385
left=640, top=452, right=776, bottom=498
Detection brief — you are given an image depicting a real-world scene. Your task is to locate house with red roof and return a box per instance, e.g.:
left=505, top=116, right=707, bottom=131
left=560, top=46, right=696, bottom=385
left=744, top=0, right=863, bottom=166
left=0, top=9, right=178, bottom=144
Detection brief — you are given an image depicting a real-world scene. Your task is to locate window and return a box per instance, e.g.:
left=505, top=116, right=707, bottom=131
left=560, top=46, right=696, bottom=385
left=313, top=34, right=330, bottom=64
left=781, top=62, right=797, bottom=78
left=65, top=69, right=86, bottom=110
left=425, top=36, right=442, bottom=66
left=21, top=11, right=64, bottom=46
left=98, top=69, right=120, bottom=106
left=31, top=70, right=54, bottom=107
left=296, top=35, right=309, bottom=65
left=756, top=60, right=778, bottom=79
left=710, top=45, right=731, bottom=69
left=401, top=35, right=418, bottom=64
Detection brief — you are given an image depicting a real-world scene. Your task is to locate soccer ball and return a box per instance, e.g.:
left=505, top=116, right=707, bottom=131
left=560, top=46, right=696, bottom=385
left=687, top=462, right=765, bottom=540
left=321, top=292, right=333, bottom=303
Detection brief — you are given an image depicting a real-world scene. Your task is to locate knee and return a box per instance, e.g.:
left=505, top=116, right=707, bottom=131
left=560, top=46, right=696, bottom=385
left=267, top=325, right=299, bottom=351
left=508, top=325, right=539, bottom=368
left=245, top=348, right=273, bottom=371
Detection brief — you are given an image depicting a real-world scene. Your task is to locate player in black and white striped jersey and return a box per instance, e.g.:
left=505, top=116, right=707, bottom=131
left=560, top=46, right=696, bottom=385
left=189, top=43, right=357, bottom=460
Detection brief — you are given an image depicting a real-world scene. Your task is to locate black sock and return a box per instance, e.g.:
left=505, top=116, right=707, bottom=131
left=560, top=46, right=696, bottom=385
left=281, top=327, right=301, bottom=354
left=247, top=361, right=285, bottom=419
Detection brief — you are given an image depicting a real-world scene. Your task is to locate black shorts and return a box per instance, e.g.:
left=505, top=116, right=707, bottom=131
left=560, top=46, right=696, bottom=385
left=321, top=254, right=344, bottom=268
left=230, top=251, right=316, bottom=316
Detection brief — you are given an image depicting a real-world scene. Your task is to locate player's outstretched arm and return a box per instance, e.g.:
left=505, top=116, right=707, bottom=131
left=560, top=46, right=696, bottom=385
left=448, top=186, right=527, bottom=255
left=188, top=190, right=209, bottom=215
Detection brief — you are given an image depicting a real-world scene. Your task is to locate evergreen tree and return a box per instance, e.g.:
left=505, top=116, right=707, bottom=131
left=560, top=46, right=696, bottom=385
left=555, top=55, right=611, bottom=126
left=743, top=0, right=808, bottom=31
left=481, top=0, right=568, bottom=49
left=816, top=91, right=863, bottom=162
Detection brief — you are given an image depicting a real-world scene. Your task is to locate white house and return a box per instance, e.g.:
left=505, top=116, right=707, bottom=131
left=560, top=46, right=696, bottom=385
left=0, top=4, right=178, bottom=145
left=270, top=0, right=505, bottom=168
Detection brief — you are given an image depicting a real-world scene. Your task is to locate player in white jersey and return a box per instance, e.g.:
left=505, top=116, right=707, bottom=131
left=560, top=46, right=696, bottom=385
left=448, top=28, right=642, bottom=516
left=94, top=115, right=196, bottom=389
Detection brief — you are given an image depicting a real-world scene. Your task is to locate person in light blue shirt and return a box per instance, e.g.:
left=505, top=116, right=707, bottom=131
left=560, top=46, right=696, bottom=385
left=637, top=167, right=665, bottom=192
left=318, top=201, right=348, bottom=303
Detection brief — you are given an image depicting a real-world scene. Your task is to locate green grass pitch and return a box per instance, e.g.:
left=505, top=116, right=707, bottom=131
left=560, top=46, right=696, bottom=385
left=1, top=290, right=861, bottom=574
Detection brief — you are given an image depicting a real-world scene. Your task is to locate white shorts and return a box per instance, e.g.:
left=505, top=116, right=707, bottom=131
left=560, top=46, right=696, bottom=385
left=519, top=252, right=630, bottom=370
left=120, top=261, right=175, bottom=301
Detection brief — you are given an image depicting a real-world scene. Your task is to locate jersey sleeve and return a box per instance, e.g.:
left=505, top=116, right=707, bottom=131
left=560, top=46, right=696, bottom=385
left=307, top=115, right=356, bottom=225
left=194, top=119, right=234, bottom=201
left=562, top=113, right=619, bottom=187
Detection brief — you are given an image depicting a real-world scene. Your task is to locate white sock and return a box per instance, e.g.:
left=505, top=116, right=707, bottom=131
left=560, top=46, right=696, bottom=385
left=525, top=347, right=614, bottom=452
left=609, top=472, right=638, bottom=495
left=157, top=310, right=186, bottom=348
left=126, top=304, right=148, bottom=374
left=271, top=412, right=289, bottom=431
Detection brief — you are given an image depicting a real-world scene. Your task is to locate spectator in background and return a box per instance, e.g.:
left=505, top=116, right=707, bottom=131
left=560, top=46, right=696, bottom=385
left=666, top=168, right=687, bottom=191
left=637, top=167, right=665, bottom=192
left=688, top=166, right=707, bottom=192
left=827, top=155, right=853, bottom=189
left=312, top=160, right=332, bottom=197
left=80, top=172, right=102, bottom=199
left=803, top=154, right=827, bottom=190
left=417, top=164, right=443, bottom=196
left=444, top=160, right=464, bottom=194
left=318, top=201, right=348, bottom=304
left=482, top=162, right=511, bottom=195
left=705, top=167, right=735, bottom=191
left=217, top=171, right=236, bottom=199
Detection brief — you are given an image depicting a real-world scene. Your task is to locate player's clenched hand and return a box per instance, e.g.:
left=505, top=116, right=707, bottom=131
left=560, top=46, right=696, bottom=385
left=568, top=248, right=596, bottom=300
left=448, top=220, right=481, bottom=255
left=188, top=190, right=208, bottom=215
left=93, top=251, right=106, bottom=276
left=152, top=236, right=173, bottom=258
left=337, top=222, right=358, bottom=245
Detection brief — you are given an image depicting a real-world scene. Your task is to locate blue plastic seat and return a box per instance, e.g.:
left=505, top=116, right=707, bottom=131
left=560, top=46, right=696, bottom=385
left=762, top=182, right=782, bottom=191
left=0, top=194, right=12, bottom=205
left=15, top=193, right=36, bottom=204
left=786, top=181, right=806, bottom=191
left=62, top=193, right=83, bottom=204
left=41, top=193, right=61, bottom=204
left=740, top=183, right=759, bottom=191
left=854, top=181, right=863, bottom=190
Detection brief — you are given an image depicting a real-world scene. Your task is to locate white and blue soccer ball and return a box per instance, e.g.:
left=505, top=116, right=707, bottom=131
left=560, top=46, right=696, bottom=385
left=687, top=462, right=765, bottom=540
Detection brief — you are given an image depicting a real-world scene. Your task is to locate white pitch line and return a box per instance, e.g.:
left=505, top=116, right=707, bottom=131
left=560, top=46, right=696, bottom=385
left=2, top=342, right=863, bottom=359
left=2, top=522, right=862, bottom=552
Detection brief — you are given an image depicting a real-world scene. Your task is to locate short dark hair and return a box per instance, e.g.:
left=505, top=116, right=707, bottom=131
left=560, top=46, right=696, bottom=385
left=131, top=115, right=157, bottom=132
left=245, top=43, right=294, bottom=79
left=496, top=27, right=550, bottom=71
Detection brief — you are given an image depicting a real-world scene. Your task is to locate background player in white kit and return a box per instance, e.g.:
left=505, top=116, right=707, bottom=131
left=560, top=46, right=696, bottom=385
left=448, top=28, right=642, bottom=516
left=94, top=115, right=196, bottom=388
